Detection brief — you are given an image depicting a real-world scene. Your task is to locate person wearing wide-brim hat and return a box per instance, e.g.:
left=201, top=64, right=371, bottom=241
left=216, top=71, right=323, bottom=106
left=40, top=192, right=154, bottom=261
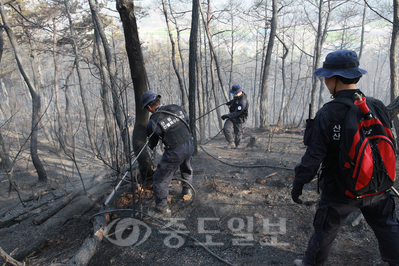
left=221, top=84, right=249, bottom=149
left=291, top=50, right=399, bottom=266
left=141, top=90, right=194, bottom=216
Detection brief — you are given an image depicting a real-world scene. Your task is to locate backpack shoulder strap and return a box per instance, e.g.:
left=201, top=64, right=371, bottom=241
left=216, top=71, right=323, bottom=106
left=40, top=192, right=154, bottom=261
left=325, top=97, right=355, bottom=108
left=324, top=97, right=355, bottom=125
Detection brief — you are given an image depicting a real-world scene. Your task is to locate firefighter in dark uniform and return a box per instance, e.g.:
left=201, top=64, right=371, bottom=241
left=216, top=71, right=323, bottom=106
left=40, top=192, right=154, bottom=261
left=141, top=90, right=194, bottom=215
left=221, top=84, right=249, bottom=149
left=291, top=50, right=399, bottom=266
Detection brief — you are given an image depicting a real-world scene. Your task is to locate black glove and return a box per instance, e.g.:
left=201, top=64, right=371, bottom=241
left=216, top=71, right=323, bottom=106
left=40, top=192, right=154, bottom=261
left=291, top=180, right=304, bottom=204
left=226, top=100, right=233, bottom=106
left=221, top=115, right=228, bottom=120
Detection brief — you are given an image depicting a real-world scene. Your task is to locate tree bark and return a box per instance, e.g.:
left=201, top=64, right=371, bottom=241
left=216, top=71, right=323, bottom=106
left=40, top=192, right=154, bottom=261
left=358, top=2, right=367, bottom=61
left=390, top=0, right=399, bottom=145
left=310, top=0, right=324, bottom=118
left=259, top=0, right=277, bottom=128
left=189, top=0, right=199, bottom=155
left=90, top=0, right=130, bottom=167
left=52, top=19, right=66, bottom=150
left=0, top=25, right=11, bottom=171
left=0, top=0, right=47, bottom=183
left=64, top=0, right=96, bottom=154
left=276, top=36, right=289, bottom=128
left=206, top=0, right=223, bottom=131
left=310, top=0, right=331, bottom=117
left=197, top=24, right=205, bottom=143
left=63, top=64, right=75, bottom=148
left=93, top=26, right=118, bottom=168
left=252, top=28, right=260, bottom=128
left=67, top=210, right=106, bottom=265
left=26, top=35, right=52, bottom=145
left=116, top=0, right=155, bottom=177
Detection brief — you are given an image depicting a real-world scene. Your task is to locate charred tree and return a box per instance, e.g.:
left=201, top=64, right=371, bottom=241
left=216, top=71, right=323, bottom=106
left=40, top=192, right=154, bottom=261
left=189, top=0, right=199, bottom=155
left=89, top=0, right=131, bottom=167
left=390, top=0, right=399, bottom=144
left=259, top=0, right=277, bottom=129
left=64, top=0, right=96, bottom=154
left=205, top=0, right=223, bottom=131
left=116, top=0, right=155, bottom=177
left=0, top=0, right=47, bottom=183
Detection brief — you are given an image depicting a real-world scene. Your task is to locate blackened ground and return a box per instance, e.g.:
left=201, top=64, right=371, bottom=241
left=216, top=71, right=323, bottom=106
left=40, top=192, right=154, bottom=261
left=1, top=128, right=395, bottom=266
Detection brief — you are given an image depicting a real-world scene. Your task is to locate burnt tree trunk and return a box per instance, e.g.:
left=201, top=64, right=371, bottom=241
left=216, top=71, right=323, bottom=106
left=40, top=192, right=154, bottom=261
left=0, top=0, right=47, bottom=183
left=90, top=0, right=130, bottom=167
left=390, top=0, right=399, bottom=145
left=189, top=0, right=199, bottom=155
left=116, top=0, right=155, bottom=178
left=0, top=26, right=11, bottom=172
left=259, top=0, right=277, bottom=129
left=205, top=0, right=223, bottom=131
left=64, top=0, right=96, bottom=153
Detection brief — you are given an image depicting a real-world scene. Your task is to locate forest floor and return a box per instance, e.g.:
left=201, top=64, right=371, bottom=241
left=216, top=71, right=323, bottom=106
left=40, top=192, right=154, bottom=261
left=0, top=127, right=397, bottom=266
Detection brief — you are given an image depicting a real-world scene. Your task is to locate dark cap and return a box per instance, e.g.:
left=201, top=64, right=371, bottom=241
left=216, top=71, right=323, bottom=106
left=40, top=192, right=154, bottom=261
left=313, top=50, right=367, bottom=79
left=229, top=84, right=243, bottom=94
left=141, top=90, right=161, bottom=110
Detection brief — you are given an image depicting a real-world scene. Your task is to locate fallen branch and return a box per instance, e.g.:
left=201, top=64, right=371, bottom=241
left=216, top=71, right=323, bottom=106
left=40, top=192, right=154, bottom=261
left=66, top=207, right=108, bottom=265
left=32, top=176, right=109, bottom=226
left=32, top=189, right=84, bottom=225
left=0, top=171, right=113, bottom=264
left=0, top=246, right=25, bottom=266
left=265, top=172, right=277, bottom=178
left=0, top=192, right=66, bottom=229
left=13, top=239, right=48, bottom=262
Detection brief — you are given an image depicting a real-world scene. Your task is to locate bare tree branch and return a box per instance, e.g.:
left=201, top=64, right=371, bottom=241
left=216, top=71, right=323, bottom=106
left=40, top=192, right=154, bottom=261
left=364, top=0, right=396, bottom=25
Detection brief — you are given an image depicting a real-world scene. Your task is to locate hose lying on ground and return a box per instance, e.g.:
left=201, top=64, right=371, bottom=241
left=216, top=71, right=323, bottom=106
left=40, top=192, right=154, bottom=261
left=198, top=144, right=294, bottom=171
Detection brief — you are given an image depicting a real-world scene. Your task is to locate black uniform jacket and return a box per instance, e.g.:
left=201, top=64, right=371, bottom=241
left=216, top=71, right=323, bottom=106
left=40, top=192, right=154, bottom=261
left=294, top=89, right=391, bottom=202
left=225, top=93, right=249, bottom=123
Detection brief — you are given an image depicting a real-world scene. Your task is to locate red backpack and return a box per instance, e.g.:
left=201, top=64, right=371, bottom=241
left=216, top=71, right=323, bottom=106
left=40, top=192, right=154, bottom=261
left=326, top=94, right=396, bottom=198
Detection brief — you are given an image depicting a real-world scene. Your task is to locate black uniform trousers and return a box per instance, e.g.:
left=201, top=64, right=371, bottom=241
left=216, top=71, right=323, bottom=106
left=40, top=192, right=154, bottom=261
left=223, top=118, right=244, bottom=146
left=304, top=192, right=399, bottom=266
left=153, top=140, right=194, bottom=208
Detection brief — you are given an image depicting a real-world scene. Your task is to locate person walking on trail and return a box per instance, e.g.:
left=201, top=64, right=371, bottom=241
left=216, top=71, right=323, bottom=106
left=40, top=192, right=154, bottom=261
left=221, top=84, right=249, bottom=149
left=141, top=90, right=194, bottom=216
left=291, top=50, right=399, bottom=266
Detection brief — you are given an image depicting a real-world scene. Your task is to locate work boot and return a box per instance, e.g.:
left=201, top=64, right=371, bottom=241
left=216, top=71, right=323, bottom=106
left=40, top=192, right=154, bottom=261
left=293, top=259, right=305, bottom=266
left=181, top=187, right=193, bottom=197
left=225, top=142, right=235, bottom=149
left=154, top=206, right=171, bottom=217
left=235, top=141, right=240, bottom=149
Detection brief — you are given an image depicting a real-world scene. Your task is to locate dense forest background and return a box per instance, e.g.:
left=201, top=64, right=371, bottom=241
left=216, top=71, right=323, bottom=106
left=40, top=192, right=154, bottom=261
left=0, top=0, right=398, bottom=184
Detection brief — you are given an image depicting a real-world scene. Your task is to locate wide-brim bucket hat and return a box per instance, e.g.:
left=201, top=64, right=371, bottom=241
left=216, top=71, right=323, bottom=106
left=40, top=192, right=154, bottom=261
left=314, top=50, right=367, bottom=79
left=141, top=90, right=161, bottom=110
left=229, top=84, right=243, bottom=94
